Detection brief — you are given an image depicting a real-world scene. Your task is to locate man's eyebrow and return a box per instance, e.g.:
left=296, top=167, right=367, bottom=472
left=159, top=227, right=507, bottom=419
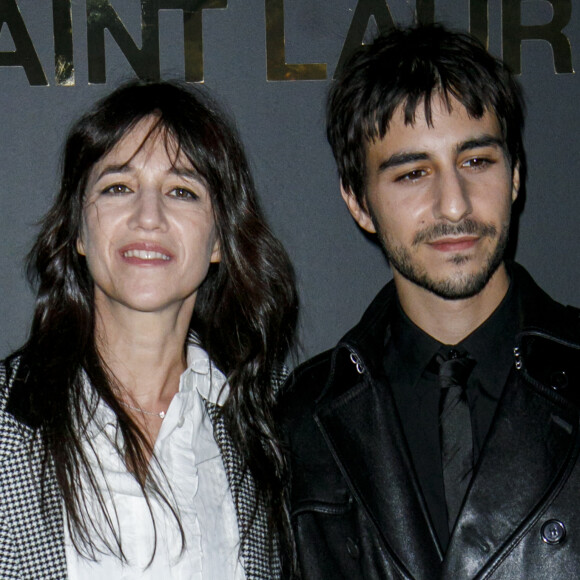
left=376, top=135, right=505, bottom=173
left=457, top=136, right=505, bottom=154
left=377, top=152, right=429, bottom=173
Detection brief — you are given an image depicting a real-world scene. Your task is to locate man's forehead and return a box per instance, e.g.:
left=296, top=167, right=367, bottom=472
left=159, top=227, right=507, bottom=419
left=366, top=96, right=502, bottom=151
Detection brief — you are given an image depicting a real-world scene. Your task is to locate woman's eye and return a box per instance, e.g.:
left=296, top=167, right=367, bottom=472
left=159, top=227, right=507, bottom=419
left=170, top=187, right=199, bottom=200
left=102, top=184, right=132, bottom=195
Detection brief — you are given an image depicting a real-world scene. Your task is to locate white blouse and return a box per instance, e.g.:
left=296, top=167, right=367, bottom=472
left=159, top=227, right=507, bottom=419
left=64, top=344, right=246, bottom=580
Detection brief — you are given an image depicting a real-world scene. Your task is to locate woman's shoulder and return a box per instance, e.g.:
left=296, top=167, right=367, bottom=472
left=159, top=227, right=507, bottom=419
left=0, top=357, right=15, bottom=408
left=0, top=356, right=33, bottom=443
left=271, top=364, right=290, bottom=394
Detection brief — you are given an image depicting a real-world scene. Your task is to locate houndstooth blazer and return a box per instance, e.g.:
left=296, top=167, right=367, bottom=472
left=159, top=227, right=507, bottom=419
left=0, top=359, right=285, bottom=579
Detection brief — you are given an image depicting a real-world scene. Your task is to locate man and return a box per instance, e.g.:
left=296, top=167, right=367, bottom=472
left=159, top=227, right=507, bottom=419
left=279, top=24, right=580, bottom=579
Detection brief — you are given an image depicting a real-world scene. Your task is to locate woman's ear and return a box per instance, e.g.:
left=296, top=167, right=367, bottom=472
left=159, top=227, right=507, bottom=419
left=210, top=238, right=220, bottom=264
left=76, top=236, right=86, bottom=256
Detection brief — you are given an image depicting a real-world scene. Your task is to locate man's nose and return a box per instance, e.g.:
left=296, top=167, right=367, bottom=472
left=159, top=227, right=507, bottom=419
left=433, top=168, right=472, bottom=222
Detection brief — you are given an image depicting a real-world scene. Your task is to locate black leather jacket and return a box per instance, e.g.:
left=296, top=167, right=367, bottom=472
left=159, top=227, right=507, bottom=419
left=279, top=263, right=580, bottom=579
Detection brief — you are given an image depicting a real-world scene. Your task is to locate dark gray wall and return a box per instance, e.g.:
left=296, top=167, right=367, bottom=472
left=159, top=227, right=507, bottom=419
left=0, top=0, right=578, bottom=361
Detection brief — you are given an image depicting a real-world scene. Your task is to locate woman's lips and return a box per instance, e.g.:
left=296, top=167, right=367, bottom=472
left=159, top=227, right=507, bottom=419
left=119, top=242, right=173, bottom=264
left=428, top=236, right=478, bottom=252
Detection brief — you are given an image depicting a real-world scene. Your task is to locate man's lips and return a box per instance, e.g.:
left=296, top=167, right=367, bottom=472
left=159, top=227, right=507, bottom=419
left=428, top=236, right=479, bottom=252
left=119, top=242, right=173, bottom=264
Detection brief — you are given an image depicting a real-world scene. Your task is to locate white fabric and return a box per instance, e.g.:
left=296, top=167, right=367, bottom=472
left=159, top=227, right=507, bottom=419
left=64, top=344, right=246, bottom=580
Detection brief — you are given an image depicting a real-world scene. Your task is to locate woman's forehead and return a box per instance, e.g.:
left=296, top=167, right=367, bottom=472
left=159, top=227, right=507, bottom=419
left=90, top=117, right=196, bottom=180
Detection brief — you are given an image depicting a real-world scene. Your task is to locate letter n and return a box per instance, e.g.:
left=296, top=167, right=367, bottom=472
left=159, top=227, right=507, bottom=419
left=87, top=0, right=160, bottom=84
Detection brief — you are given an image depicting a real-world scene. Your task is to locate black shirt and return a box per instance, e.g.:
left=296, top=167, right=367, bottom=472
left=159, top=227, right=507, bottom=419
left=383, top=277, right=520, bottom=552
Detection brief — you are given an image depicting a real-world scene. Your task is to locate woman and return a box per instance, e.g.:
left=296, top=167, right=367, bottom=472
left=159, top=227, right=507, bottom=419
left=0, top=81, right=297, bottom=579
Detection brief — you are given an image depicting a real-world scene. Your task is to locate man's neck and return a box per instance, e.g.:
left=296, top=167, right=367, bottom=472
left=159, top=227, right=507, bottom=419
left=394, top=263, right=510, bottom=345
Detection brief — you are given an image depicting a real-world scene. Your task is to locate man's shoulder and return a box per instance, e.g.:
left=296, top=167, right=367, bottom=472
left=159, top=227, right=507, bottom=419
left=278, top=349, right=334, bottom=421
left=515, top=262, right=580, bottom=341
left=278, top=281, right=396, bottom=425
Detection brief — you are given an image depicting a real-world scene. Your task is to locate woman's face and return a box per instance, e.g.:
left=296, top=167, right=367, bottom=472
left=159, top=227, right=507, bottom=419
left=77, top=117, right=220, bottom=320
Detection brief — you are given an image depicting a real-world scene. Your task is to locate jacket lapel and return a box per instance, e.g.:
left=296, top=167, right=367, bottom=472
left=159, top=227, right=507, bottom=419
left=316, top=352, right=442, bottom=579
left=203, top=399, right=279, bottom=580
left=443, top=363, right=580, bottom=578
left=442, top=267, right=580, bottom=578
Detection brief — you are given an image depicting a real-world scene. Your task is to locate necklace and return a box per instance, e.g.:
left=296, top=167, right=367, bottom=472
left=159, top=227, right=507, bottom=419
left=120, top=401, right=166, bottom=419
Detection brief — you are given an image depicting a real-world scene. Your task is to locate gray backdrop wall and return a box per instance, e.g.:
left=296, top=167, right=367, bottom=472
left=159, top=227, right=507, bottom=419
left=0, top=0, right=578, bottom=362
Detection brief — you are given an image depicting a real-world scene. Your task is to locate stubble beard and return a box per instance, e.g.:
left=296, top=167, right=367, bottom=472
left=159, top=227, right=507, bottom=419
left=377, top=218, right=510, bottom=300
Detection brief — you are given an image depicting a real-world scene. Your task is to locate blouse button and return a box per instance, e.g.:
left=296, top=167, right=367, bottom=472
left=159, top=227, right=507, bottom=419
left=177, top=416, right=185, bottom=428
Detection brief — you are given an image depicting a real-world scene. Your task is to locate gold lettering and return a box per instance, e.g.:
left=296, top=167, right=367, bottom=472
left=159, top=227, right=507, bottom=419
left=416, top=0, right=435, bottom=25
left=86, top=0, right=227, bottom=85
left=469, top=0, right=489, bottom=47
left=265, top=0, right=326, bottom=81
left=503, top=0, right=573, bottom=74
left=54, top=0, right=74, bottom=85
left=0, top=0, right=47, bottom=85
left=87, top=0, right=161, bottom=84
left=335, top=0, right=395, bottom=78
left=181, top=0, right=227, bottom=83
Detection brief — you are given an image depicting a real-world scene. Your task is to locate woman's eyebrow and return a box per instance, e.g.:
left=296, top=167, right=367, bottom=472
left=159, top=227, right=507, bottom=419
left=93, top=162, right=131, bottom=181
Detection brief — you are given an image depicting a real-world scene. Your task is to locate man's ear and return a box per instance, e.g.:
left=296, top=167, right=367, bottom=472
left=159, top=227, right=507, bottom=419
left=340, top=182, right=376, bottom=234
left=511, top=162, right=520, bottom=203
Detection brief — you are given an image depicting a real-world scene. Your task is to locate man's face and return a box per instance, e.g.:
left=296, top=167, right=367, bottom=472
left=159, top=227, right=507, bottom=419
left=343, top=96, right=519, bottom=300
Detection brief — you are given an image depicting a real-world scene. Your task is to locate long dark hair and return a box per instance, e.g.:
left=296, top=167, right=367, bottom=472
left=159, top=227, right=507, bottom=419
left=14, top=81, right=298, bottom=572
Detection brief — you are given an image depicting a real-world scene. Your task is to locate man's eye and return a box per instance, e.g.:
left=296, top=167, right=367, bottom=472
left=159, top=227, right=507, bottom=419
left=102, top=184, right=131, bottom=195
left=397, top=169, right=426, bottom=182
left=463, top=157, right=492, bottom=169
left=170, top=187, right=199, bottom=200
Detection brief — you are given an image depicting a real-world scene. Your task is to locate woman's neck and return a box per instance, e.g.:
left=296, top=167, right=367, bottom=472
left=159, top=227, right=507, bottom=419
left=94, top=300, right=192, bottom=411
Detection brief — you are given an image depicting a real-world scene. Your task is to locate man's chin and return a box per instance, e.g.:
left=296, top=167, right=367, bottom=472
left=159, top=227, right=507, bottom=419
left=394, top=261, right=503, bottom=300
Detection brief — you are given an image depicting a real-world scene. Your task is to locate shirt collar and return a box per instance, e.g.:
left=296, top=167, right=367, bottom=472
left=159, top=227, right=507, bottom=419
left=459, top=273, right=519, bottom=399
left=181, top=342, right=229, bottom=406
left=389, top=272, right=518, bottom=399
left=83, top=343, right=229, bottom=441
left=388, top=298, right=442, bottom=390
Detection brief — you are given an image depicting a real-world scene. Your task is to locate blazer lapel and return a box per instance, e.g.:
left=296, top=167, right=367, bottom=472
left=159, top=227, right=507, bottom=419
left=316, top=371, right=442, bottom=579
left=203, top=399, right=279, bottom=580
left=443, top=365, right=580, bottom=578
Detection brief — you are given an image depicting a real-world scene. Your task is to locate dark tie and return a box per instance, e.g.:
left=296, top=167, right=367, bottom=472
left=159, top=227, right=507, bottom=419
left=436, top=348, right=476, bottom=533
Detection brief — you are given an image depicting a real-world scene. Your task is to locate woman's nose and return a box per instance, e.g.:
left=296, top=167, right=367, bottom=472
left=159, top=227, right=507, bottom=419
left=128, top=190, right=169, bottom=232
